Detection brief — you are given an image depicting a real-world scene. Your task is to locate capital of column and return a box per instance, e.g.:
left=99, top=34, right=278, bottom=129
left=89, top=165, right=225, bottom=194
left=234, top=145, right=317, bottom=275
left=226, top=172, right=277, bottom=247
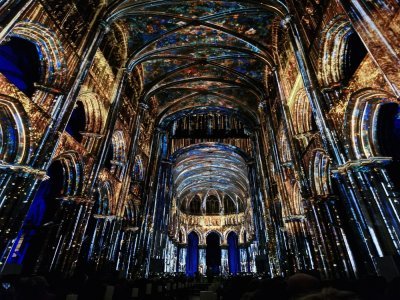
left=138, top=102, right=149, bottom=111
left=99, top=20, right=111, bottom=33
left=155, top=126, right=166, bottom=134
left=246, top=159, right=255, bottom=166
left=258, top=101, right=267, bottom=110
left=280, top=14, right=293, bottom=29
left=57, top=196, right=94, bottom=205
left=124, top=226, right=139, bottom=233
left=0, top=162, right=49, bottom=180
left=93, top=214, right=117, bottom=222
left=161, top=158, right=173, bottom=165
left=331, top=157, right=392, bottom=175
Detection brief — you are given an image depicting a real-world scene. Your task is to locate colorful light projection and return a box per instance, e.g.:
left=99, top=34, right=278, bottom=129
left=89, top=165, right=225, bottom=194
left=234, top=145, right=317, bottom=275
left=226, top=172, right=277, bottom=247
left=172, top=143, right=250, bottom=203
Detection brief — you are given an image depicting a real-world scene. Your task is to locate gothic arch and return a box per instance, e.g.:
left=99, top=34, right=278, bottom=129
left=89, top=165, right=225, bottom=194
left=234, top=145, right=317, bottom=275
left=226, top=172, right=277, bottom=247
left=187, top=228, right=203, bottom=245
left=77, top=89, right=107, bottom=135
left=132, top=155, right=144, bottom=181
left=292, top=88, right=313, bottom=135
left=309, top=149, right=332, bottom=197
left=224, top=229, right=239, bottom=245
left=9, top=21, right=67, bottom=89
left=317, top=15, right=366, bottom=88
left=205, top=230, right=223, bottom=244
left=96, top=181, right=114, bottom=215
left=0, top=95, right=30, bottom=164
left=52, top=151, right=84, bottom=196
left=343, top=88, right=398, bottom=159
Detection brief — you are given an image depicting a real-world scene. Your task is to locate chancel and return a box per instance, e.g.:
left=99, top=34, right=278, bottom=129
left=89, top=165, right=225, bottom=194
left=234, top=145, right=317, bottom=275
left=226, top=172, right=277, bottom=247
left=1, top=1, right=400, bottom=299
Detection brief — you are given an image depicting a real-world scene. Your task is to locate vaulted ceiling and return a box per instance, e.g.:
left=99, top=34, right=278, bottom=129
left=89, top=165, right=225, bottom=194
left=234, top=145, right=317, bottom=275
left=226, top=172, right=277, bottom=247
left=104, top=1, right=287, bottom=215
left=106, top=0, right=287, bottom=124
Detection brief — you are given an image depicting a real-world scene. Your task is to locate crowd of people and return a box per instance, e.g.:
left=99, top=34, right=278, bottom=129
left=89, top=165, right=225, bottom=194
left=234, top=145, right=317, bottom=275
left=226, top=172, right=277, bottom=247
left=0, top=269, right=400, bottom=300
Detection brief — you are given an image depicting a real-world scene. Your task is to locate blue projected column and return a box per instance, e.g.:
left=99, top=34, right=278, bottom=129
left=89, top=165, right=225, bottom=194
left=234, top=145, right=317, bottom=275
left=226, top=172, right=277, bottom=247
left=186, top=232, right=199, bottom=276
left=227, top=232, right=240, bottom=275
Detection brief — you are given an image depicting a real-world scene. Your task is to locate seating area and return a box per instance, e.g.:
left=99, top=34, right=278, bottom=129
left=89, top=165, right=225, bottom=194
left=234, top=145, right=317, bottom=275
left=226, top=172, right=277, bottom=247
left=1, top=272, right=400, bottom=300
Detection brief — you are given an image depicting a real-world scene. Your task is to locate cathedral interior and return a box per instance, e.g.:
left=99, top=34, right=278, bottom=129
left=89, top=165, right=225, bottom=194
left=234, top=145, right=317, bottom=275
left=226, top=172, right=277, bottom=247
left=1, top=0, right=400, bottom=299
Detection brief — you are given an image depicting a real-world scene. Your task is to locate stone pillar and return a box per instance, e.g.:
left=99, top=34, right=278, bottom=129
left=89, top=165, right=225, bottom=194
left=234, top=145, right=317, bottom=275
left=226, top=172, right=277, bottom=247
left=136, top=129, right=165, bottom=273
left=115, top=102, right=149, bottom=216
left=178, top=245, right=187, bottom=273
left=221, top=245, right=229, bottom=275
left=198, top=245, right=206, bottom=275
left=239, top=247, right=248, bottom=272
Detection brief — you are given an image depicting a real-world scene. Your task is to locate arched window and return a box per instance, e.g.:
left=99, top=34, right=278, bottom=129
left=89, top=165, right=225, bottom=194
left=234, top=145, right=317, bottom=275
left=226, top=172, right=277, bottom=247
left=319, top=15, right=367, bottom=88
left=310, top=150, right=332, bottom=197
left=0, top=97, right=29, bottom=164
left=189, top=195, right=201, bottom=215
left=66, top=101, right=86, bottom=143
left=206, top=232, right=221, bottom=274
left=206, top=195, right=220, bottom=215
left=96, top=182, right=112, bottom=215
left=223, top=196, right=236, bottom=214
left=0, top=37, right=41, bottom=97
left=132, top=155, right=144, bottom=181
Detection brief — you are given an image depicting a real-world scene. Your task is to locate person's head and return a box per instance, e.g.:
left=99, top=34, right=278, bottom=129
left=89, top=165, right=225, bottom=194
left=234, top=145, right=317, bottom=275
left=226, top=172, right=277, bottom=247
left=287, top=273, right=321, bottom=297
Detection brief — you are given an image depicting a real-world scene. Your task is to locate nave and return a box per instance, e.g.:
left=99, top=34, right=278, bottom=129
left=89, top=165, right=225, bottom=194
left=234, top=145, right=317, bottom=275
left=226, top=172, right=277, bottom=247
left=1, top=0, right=400, bottom=299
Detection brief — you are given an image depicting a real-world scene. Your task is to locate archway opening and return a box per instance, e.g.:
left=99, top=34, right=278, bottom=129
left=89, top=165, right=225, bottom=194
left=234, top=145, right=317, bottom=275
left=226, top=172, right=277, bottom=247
left=9, top=160, right=64, bottom=271
left=206, top=232, right=221, bottom=275
left=186, top=231, right=199, bottom=277
left=376, top=102, right=400, bottom=187
left=343, top=33, right=367, bottom=82
left=206, top=195, right=220, bottom=215
left=66, top=101, right=86, bottom=142
left=227, top=231, right=240, bottom=275
left=0, top=37, right=41, bottom=97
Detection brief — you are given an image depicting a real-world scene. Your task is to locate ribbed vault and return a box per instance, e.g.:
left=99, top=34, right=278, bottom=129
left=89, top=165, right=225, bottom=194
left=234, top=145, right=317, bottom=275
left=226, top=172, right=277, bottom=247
left=104, top=0, right=287, bottom=124
left=172, top=143, right=250, bottom=210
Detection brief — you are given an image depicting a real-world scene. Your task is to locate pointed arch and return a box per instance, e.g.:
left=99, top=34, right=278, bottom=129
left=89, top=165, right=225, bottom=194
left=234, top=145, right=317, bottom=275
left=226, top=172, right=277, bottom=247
left=52, top=151, right=85, bottom=196
left=9, top=21, right=67, bottom=89
left=96, top=180, right=114, bottom=215
left=344, top=88, right=398, bottom=159
left=309, top=149, right=332, bottom=197
left=291, top=88, right=313, bottom=135
left=77, top=88, right=107, bottom=135
left=0, top=95, right=30, bottom=164
left=317, top=15, right=367, bottom=88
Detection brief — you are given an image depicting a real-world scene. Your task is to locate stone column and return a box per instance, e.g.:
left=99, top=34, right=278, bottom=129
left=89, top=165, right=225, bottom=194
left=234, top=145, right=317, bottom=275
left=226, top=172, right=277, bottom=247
left=221, top=245, right=229, bottom=275
left=198, top=245, right=206, bottom=275
left=86, top=68, right=129, bottom=193
left=135, top=129, right=165, bottom=273
left=178, top=244, right=187, bottom=273
left=115, top=102, right=149, bottom=216
left=282, top=7, right=382, bottom=275
left=239, top=246, right=249, bottom=273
